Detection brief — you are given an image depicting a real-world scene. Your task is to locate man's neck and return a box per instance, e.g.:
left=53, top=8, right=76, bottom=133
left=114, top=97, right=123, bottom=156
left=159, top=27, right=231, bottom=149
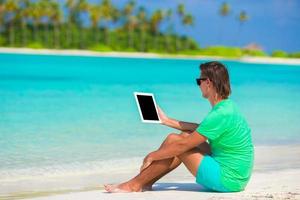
left=209, top=95, right=223, bottom=107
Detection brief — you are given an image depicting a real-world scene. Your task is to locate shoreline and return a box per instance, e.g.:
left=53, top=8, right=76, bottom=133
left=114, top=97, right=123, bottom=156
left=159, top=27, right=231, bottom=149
left=1, top=47, right=300, bottom=65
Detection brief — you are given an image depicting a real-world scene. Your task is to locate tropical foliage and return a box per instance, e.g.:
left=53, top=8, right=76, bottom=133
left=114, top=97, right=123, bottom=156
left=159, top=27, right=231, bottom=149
left=271, top=50, right=288, bottom=58
left=271, top=50, right=300, bottom=58
left=0, top=0, right=198, bottom=53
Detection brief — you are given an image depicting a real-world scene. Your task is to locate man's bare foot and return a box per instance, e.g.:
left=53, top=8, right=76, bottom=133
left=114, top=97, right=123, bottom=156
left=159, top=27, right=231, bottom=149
left=104, top=182, right=142, bottom=193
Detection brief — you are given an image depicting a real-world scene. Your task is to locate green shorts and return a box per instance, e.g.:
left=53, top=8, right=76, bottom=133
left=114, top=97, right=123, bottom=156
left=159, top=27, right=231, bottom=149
left=196, top=155, right=229, bottom=192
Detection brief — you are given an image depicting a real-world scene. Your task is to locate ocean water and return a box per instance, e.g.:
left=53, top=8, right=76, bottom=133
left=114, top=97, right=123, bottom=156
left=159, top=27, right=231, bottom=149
left=0, top=53, right=300, bottom=195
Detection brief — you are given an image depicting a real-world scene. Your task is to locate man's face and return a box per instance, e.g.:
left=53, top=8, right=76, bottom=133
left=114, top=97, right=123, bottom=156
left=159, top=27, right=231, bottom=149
left=198, top=73, right=210, bottom=98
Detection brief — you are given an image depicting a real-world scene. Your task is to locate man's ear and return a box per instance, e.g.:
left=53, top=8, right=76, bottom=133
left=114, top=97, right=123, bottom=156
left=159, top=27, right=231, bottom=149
left=208, top=80, right=211, bottom=88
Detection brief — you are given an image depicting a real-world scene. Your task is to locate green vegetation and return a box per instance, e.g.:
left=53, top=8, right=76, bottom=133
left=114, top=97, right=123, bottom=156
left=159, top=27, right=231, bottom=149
left=271, top=50, right=288, bottom=58
left=243, top=49, right=267, bottom=57
left=0, top=0, right=299, bottom=58
left=289, top=52, right=300, bottom=58
left=199, top=46, right=243, bottom=58
left=0, top=0, right=197, bottom=53
left=271, top=50, right=300, bottom=58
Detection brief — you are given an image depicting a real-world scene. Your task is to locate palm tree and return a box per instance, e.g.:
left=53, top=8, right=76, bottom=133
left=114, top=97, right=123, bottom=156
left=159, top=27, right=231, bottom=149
left=89, top=4, right=102, bottom=44
left=177, top=4, right=185, bottom=17
left=110, top=7, right=121, bottom=50
left=137, top=6, right=147, bottom=51
left=164, top=9, right=173, bottom=52
left=39, top=0, right=52, bottom=47
left=28, top=1, right=42, bottom=43
left=237, top=10, right=249, bottom=46
left=176, top=3, right=185, bottom=51
left=238, top=11, right=248, bottom=24
left=18, top=0, right=31, bottom=47
left=150, top=9, right=164, bottom=50
left=0, top=1, right=4, bottom=40
left=77, top=0, right=89, bottom=49
left=219, top=2, right=230, bottom=17
left=4, top=0, right=18, bottom=46
left=123, top=0, right=136, bottom=49
left=101, top=0, right=114, bottom=46
left=218, top=2, right=230, bottom=43
left=182, top=14, right=194, bottom=50
left=66, top=0, right=77, bottom=24
left=65, top=0, right=77, bottom=47
left=49, top=1, right=62, bottom=48
left=0, top=1, right=5, bottom=46
left=127, top=16, right=138, bottom=50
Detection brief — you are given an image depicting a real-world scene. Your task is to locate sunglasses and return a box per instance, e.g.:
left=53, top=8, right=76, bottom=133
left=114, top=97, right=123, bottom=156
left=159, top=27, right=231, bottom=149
left=196, top=78, right=208, bottom=86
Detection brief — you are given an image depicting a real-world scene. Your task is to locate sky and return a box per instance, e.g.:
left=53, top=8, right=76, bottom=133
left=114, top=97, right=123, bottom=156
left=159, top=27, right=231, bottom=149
left=86, top=0, right=300, bottom=53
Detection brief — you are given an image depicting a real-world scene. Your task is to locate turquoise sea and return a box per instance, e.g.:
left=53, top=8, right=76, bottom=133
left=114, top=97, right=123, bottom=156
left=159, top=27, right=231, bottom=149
left=0, top=53, right=300, bottom=196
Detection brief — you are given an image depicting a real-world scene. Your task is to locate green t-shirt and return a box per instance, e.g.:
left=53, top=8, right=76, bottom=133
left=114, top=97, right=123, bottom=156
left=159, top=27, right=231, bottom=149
left=196, top=99, right=254, bottom=192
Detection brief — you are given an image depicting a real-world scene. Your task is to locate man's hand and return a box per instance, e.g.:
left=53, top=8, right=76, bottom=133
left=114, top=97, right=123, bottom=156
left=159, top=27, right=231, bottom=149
left=140, top=153, right=154, bottom=172
left=157, top=106, right=169, bottom=125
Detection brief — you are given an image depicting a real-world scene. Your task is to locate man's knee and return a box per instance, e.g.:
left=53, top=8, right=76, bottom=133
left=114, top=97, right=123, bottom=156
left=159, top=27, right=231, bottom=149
left=164, top=133, right=182, bottom=144
left=166, top=133, right=180, bottom=140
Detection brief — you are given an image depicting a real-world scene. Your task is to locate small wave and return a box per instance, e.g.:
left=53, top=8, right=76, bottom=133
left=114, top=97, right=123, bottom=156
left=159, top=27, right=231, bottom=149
left=0, top=157, right=143, bottom=183
left=0, top=75, right=79, bottom=82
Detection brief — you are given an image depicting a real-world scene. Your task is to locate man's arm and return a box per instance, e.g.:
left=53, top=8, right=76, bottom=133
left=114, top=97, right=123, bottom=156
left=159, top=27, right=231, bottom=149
left=163, top=117, right=199, bottom=132
left=157, top=106, right=199, bottom=132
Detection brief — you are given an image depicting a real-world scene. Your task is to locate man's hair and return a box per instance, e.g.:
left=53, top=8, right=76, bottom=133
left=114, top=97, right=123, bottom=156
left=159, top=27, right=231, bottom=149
left=199, top=61, right=231, bottom=99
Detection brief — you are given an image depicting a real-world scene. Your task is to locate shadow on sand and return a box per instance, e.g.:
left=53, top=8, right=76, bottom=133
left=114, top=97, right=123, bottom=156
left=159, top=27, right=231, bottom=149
left=152, top=183, right=215, bottom=193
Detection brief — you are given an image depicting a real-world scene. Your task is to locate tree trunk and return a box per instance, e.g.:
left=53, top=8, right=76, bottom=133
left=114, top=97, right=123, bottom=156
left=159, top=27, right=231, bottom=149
left=79, top=26, right=85, bottom=49
left=54, top=23, right=60, bottom=48
left=128, top=27, right=133, bottom=49
left=165, top=35, right=170, bottom=52
left=94, top=26, right=99, bottom=44
left=154, top=31, right=159, bottom=50
left=104, top=28, right=110, bottom=46
left=185, top=39, right=189, bottom=50
left=140, top=29, right=145, bottom=52
left=66, top=23, right=72, bottom=48
left=21, top=20, right=27, bottom=47
left=33, top=22, right=38, bottom=42
left=175, top=37, right=180, bottom=52
left=43, top=23, right=48, bottom=47
left=9, top=21, right=14, bottom=46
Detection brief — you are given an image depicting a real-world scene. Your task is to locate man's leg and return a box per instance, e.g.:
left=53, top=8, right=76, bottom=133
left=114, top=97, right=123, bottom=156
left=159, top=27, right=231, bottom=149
left=104, top=132, right=209, bottom=192
left=144, top=131, right=211, bottom=188
left=104, top=132, right=185, bottom=192
left=104, top=146, right=204, bottom=193
left=142, top=133, right=189, bottom=189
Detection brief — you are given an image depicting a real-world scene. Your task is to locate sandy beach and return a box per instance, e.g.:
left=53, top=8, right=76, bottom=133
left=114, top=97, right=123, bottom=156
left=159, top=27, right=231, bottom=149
left=25, top=169, right=300, bottom=200
left=1, top=47, right=300, bottom=65
left=0, top=145, right=298, bottom=200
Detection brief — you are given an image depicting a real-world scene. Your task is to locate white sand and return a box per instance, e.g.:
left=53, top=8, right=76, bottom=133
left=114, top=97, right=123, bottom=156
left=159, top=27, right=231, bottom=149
left=1, top=47, right=300, bottom=65
left=26, top=169, right=300, bottom=200
left=7, top=145, right=297, bottom=200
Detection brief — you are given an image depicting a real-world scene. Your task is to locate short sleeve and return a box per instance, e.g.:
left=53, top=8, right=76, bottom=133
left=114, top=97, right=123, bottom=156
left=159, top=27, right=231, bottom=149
left=196, top=111, right=228, bottom=141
